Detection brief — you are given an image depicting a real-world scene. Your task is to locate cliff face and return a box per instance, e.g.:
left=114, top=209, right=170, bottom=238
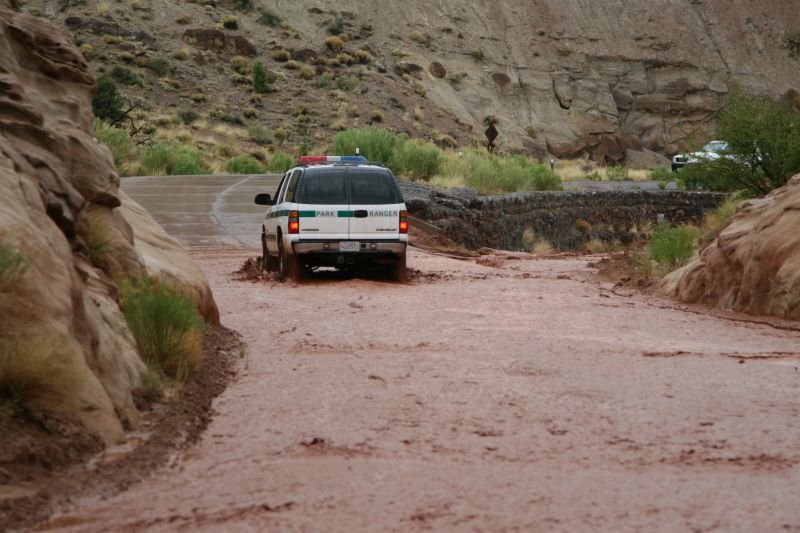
left=298, top=0, right=798, bottom=158
left=23, top=0, right=799, bottom=164
left=0, top=4, right=218, bottom=445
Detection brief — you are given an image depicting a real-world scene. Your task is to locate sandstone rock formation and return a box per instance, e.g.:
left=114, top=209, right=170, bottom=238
left=661, top=175, right=800, bottom=320
left=0, top=6, right=218, bottom=444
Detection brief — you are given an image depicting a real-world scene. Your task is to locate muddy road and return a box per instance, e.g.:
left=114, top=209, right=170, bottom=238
left=40, top=242, right=800, bottom=531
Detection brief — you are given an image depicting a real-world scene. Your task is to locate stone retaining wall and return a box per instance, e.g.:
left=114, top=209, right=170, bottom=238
left=399, top=182, right=728, bottom=250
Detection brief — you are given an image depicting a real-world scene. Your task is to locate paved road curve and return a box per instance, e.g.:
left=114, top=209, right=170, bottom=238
left=122, top=173, right=282, bottom=250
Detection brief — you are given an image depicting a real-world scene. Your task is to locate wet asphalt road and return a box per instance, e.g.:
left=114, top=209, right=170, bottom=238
left=120, top=175, right=679, bottom=251
left=121, top=174, right=282, bottom=250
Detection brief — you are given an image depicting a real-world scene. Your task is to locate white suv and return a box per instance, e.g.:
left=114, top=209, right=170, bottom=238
left=255, top=156, right=409, bottom=282
left=672, top=140, right=730, bottom=172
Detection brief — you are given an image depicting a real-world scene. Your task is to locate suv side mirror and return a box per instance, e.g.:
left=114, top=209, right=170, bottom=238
left=254, top=193, right=273, bottom=205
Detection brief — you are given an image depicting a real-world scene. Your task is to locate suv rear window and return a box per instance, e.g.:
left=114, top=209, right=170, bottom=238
left=296, top=170, right=348, bottom=205
left=295, top=168, right=402, bottom=205
left=349, top=170, right=402, bottom=205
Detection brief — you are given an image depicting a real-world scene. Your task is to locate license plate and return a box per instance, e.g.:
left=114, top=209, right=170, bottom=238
left=339, top=241, right=360, bottom=252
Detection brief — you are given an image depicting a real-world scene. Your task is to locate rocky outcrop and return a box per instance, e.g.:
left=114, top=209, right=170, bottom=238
left=272, top=0, right=800, bottom=161
left=660, top=175, right=800, bottom=320
left=0, top=8, right=218, bottom=444
left=400, top=181, right=726, bottom=251
left=182, top=28, right=257, bottom=57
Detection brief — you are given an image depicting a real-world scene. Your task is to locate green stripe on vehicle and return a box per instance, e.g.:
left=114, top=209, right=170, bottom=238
left=338, top=211, right=354, bottom=218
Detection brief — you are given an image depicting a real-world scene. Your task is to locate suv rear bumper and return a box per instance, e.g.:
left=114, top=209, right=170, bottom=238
left=293, top=241, right=406, bottom=255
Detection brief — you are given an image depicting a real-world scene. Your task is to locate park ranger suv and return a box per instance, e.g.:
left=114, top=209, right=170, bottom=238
left=254, top=155, right=409, bottom=282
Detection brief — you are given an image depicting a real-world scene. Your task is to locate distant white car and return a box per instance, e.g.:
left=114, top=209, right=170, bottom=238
left=672, top=140, right=730, bottom=172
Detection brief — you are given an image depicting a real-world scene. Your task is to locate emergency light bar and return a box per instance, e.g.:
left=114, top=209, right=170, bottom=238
left=297, top=155, right=368, bottom=165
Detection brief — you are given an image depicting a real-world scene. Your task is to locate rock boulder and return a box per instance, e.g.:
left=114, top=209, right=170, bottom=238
left=660, top=175, right=800, bottom=320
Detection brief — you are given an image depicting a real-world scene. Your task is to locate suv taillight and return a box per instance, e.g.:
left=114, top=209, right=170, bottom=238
left=288, top=211, right=300, bottom=234
left=399, top=210, right=408, bottom=234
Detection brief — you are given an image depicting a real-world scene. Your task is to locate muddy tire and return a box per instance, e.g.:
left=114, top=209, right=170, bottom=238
left=261, top=227, right=277, bottom=272
left=278, top=238, right=302, bottom=282
left=390, top=252, right=408, bottom=283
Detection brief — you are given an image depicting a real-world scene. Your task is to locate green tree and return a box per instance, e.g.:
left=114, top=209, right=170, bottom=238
left=252, top=62, right=268, bottom=94
left=93, top=74, right=125, bottom=123
left=696, top=93, right=800, bottom=196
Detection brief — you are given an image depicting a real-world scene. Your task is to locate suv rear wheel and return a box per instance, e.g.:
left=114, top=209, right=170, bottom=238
left=261, top=227, right=277, bottom=272
left=390, top=252, right=408, bottom=282
left=277, top=237, right=302, bottom=282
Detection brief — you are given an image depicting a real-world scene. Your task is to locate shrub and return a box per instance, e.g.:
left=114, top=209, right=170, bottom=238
left=299, top=65, right=315, bottom=79
left=284, top=59, right=298, bottom=70
left=231, top=55, right=249, bottom=74
left=86, top=218, right=111, bottom=270
left=650, top=166, right=673, bottom=181
left=0, top=241, right=29, bottom=292
left=93, top=74, right=126, bottom=123
left=256, top=8, right=282, bottom=27
left=252, top=62, right=268, bottom=94
left=139, top=143, right=210, bottom=175
left=172, top=48, right=189, bottom=60
left=370, top=109, right=384, bottom=122
left=458, top=150, right=562, bottom=194
left=270, top=49, right=291, bottom=62
left=337, top=75, right=357, bottom=91
left=178, top=109, right=199, bottom=125
left=337, top=53, right=355, bottom=66
left=80, top=43, right=96, bottom=60
left=222, top=15, right=239, bottom=30
left=409, top=31, right=425, bottom=44
left=120, top=277, right=204, bottom=381
left=699, top=196, right=740, bottom=245
left=355, top=50, right=373, bottom=63
left=191, top=92, right=207, bottom=103
left=648, top=224, right=699, bottom=272
left=393, top=139, right=441, bottom=181
left=331, top=127, right=399, bottom=165
left=266, top=151, right=294, bottom=172
left=711, top=93, right=800, bottom=196
left=471, top=49, right=484, bottom=61
left=226, top=155, right=265, bottom=174
left=247, top=125, right=272, bottom=145
left=274, top=127, right=287, bottom=144
left=327, top=16, right=345, bottom=36
left=110, top=64, right=144, bottom=87
left=325, top=36, right=343, bottom=53
left=232, top=0, right=253, bottom=11
left=605, top=165, right=629, bottom=181
left=174, top=15, right=191, bottom=24
left=0, top=337, right=82, bottom=416
left=93, top=118, right=132, bottom=167
left=784, top=31, right=800, bottom=60
left=145, top=56, right=170, bottom=77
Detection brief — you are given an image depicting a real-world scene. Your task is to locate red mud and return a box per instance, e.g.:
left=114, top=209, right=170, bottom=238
left=35, top=248, right=800, bottom=532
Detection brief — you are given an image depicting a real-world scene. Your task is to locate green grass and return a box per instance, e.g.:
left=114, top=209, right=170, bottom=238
left=605, top=165, right=629, bottom=181
left=120, top=277, right=204, bottom=382
left=393, top=139, right=441, bottom=181
left=0, top=241, right=29, bottom=291
left=456, top=151, right=562, bottom=194
left=648, top=224, right=700, bottom=272
left=226, top=155, right=266, bottom=174
left=331, top=127, right=398, bottom=166
left=138, top=143, right=210, bottom=176
left=266, top=151, right=294, bottom=173
left=650, top=166, right=673, bottom=181
left=248, top=125, right=272, bottom=145
left=93, top=118, right=132, bottom=168
left=86, top=219, right=111, bottom=270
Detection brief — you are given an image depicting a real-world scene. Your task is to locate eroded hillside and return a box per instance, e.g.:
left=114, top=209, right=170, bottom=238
left=22, top=0, right=800, bottom=166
